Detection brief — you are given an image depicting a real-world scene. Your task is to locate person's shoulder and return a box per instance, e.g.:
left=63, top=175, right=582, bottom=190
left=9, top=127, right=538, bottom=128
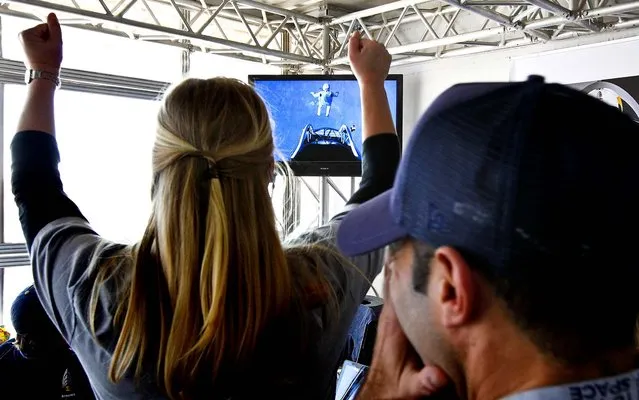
left=31, top=217, right=98, bottom=257
left=0, top=340, right=23, bottom=362
left=30, top=216, right=126, bottom=343
left=31, top=216, right=115, bottom=286
left=35, top=216, right=95, bottom=240
left=33, top=216, right=124, bottom=266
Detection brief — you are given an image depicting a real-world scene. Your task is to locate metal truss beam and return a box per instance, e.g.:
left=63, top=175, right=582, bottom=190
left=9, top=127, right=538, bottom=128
left=1, top=0, right=639, bottom=68
left=327, top=0, right=639, bottom=66
left=0, top=0, right=325, bottom=65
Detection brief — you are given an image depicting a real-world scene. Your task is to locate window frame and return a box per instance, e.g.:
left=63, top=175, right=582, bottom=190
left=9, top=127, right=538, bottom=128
left=0, top=58, right=173, bottom=326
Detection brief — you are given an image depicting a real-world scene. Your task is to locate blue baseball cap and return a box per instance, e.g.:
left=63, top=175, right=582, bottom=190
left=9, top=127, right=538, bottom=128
left=337, top=76, right=639, bottom=272
left=10, top=285, right=55, bottom=335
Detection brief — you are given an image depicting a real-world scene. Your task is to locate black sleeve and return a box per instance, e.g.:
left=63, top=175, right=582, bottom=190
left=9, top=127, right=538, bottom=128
left=11, top=131, right=86, bottom=251
left=347, top=133, right=400, bottom=205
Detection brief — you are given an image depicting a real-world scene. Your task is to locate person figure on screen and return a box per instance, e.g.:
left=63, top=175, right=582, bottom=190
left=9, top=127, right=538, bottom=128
left=311, top=83, right=338, bottom=117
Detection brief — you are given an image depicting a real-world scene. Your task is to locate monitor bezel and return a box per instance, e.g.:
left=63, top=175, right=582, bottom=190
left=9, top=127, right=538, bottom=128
left=248, top=74, right=403, bottom=177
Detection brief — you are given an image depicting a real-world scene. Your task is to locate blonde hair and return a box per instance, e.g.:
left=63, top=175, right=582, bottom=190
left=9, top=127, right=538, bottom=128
left=89, top=78, right=337, bottom=398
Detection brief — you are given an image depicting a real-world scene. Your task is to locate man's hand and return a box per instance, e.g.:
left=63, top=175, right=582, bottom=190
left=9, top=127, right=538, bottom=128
left=19, top=13, right=63, bottom=73
left=348, top=31, right=392, bottom=87
left=357, top=267, right=452, bottom=400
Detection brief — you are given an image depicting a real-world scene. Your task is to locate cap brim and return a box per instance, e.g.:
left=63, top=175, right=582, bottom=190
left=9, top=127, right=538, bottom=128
left=337, top=190, right=408, bottom=256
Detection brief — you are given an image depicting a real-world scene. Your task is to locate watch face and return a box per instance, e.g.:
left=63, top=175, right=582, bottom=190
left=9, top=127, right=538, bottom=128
left=24, top=69, right=33, bottom=84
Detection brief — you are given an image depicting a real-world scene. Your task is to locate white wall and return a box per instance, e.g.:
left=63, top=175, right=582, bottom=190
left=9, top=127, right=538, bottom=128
left=366, top=31, right=639, bottom=298
left=189, top=36, right=639, bottom=141
left=391, top=53, right=511, bottom=139
left=510, top=37, right=639, bottom=84
left=393, top=29, right=639, bottom=141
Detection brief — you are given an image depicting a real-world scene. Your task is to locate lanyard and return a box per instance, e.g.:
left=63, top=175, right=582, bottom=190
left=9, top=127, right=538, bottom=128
left=503, top=369, right=639, bottom=400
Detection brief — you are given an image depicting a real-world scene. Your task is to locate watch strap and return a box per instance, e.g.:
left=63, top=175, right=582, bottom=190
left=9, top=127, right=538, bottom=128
left=25, top=69, right=61, bottom=87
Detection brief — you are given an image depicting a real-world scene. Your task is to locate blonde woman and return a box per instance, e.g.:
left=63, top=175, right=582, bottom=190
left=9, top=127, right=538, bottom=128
left=13, top=14, right=399, bottom=400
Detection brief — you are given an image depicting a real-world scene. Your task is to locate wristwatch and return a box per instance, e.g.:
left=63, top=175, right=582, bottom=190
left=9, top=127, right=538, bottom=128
left=24, top=69, right=61, bottom=88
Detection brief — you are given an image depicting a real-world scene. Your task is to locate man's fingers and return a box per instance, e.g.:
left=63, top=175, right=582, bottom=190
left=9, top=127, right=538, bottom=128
left=402, top=369, right=438, bottom=398
left=401, top=365, right=451, bottom=398
left=420, top=365, right=450, bottom=393
left=46, top=13, right=62, bottom=42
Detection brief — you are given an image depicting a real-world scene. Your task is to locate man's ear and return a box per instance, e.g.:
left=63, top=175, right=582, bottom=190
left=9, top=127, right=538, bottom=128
left=431, top=246, right=478, bottom=328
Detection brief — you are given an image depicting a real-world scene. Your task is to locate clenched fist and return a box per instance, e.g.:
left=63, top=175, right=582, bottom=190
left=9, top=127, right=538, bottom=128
left=19, top=13, right=63, bottom=73
left=348, top=31, right=392, bottom=86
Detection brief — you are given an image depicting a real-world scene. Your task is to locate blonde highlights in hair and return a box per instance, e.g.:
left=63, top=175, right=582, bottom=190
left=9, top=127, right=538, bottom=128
left=89, top=78, right=331, bottom=398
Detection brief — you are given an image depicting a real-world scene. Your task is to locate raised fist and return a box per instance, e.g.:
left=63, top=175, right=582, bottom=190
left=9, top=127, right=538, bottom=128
left=348, top=31, right=392, bottom=86
left=19, top=13, right=63, bottom=73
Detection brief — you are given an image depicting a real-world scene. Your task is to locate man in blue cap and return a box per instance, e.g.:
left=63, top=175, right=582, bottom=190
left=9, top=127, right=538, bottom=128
left=337, top=77, right=639, bottom=400
left=0, top=285, right=94, bottom=398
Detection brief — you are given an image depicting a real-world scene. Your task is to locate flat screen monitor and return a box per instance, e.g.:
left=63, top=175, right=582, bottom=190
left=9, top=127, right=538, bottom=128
left=249, top=74, right=403, bottom=176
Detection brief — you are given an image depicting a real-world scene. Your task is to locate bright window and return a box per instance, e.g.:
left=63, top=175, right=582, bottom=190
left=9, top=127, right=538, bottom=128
left=3, top=85, right=159, bottom=243
left=286, top=176, right=361, bottom=235
left=2, top=85, right=160, bottom=333
left=188, top=51, right=280, bottom=81
left=328, top=177, right=357, bottom=218
left=2, top=16, right=183, bottom=82
left=298, top=177, right=320, bottom=231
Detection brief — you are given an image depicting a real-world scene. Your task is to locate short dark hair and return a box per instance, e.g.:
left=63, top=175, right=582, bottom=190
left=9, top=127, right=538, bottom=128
left=405, top=239, right=638, bottom=364
left=486, top=259, right=637, bottom=363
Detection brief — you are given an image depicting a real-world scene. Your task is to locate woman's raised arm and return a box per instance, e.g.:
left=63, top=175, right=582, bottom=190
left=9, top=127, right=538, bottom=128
left=16, top=13, right=62, bottom=136
left=12, top=13, right=85, bottom=249
left=347, top=31, right=400, bottom=207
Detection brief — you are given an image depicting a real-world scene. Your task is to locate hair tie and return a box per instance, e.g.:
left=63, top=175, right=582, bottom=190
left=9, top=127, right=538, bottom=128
left=204, top=158, right=219, bottom=180
left=182, top=152, right=219, bottom=180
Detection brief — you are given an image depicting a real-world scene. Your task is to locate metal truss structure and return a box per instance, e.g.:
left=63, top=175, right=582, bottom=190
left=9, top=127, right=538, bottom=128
left=328, top=0, right=639, bottom=66
left=0, top=0, right=328, bottom=67
left=0, top=0, right=638, bottom=70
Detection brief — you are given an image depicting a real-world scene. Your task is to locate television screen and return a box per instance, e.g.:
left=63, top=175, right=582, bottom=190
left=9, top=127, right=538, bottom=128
left=250, top=75, right=403, bottom=176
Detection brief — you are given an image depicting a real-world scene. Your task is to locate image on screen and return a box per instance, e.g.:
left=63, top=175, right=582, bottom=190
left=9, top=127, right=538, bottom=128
left=252, top=78, right=399, bottom=168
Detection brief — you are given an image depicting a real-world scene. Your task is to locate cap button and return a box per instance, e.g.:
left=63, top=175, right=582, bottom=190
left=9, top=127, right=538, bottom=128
left=528, top=75, right=545, bottom=83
